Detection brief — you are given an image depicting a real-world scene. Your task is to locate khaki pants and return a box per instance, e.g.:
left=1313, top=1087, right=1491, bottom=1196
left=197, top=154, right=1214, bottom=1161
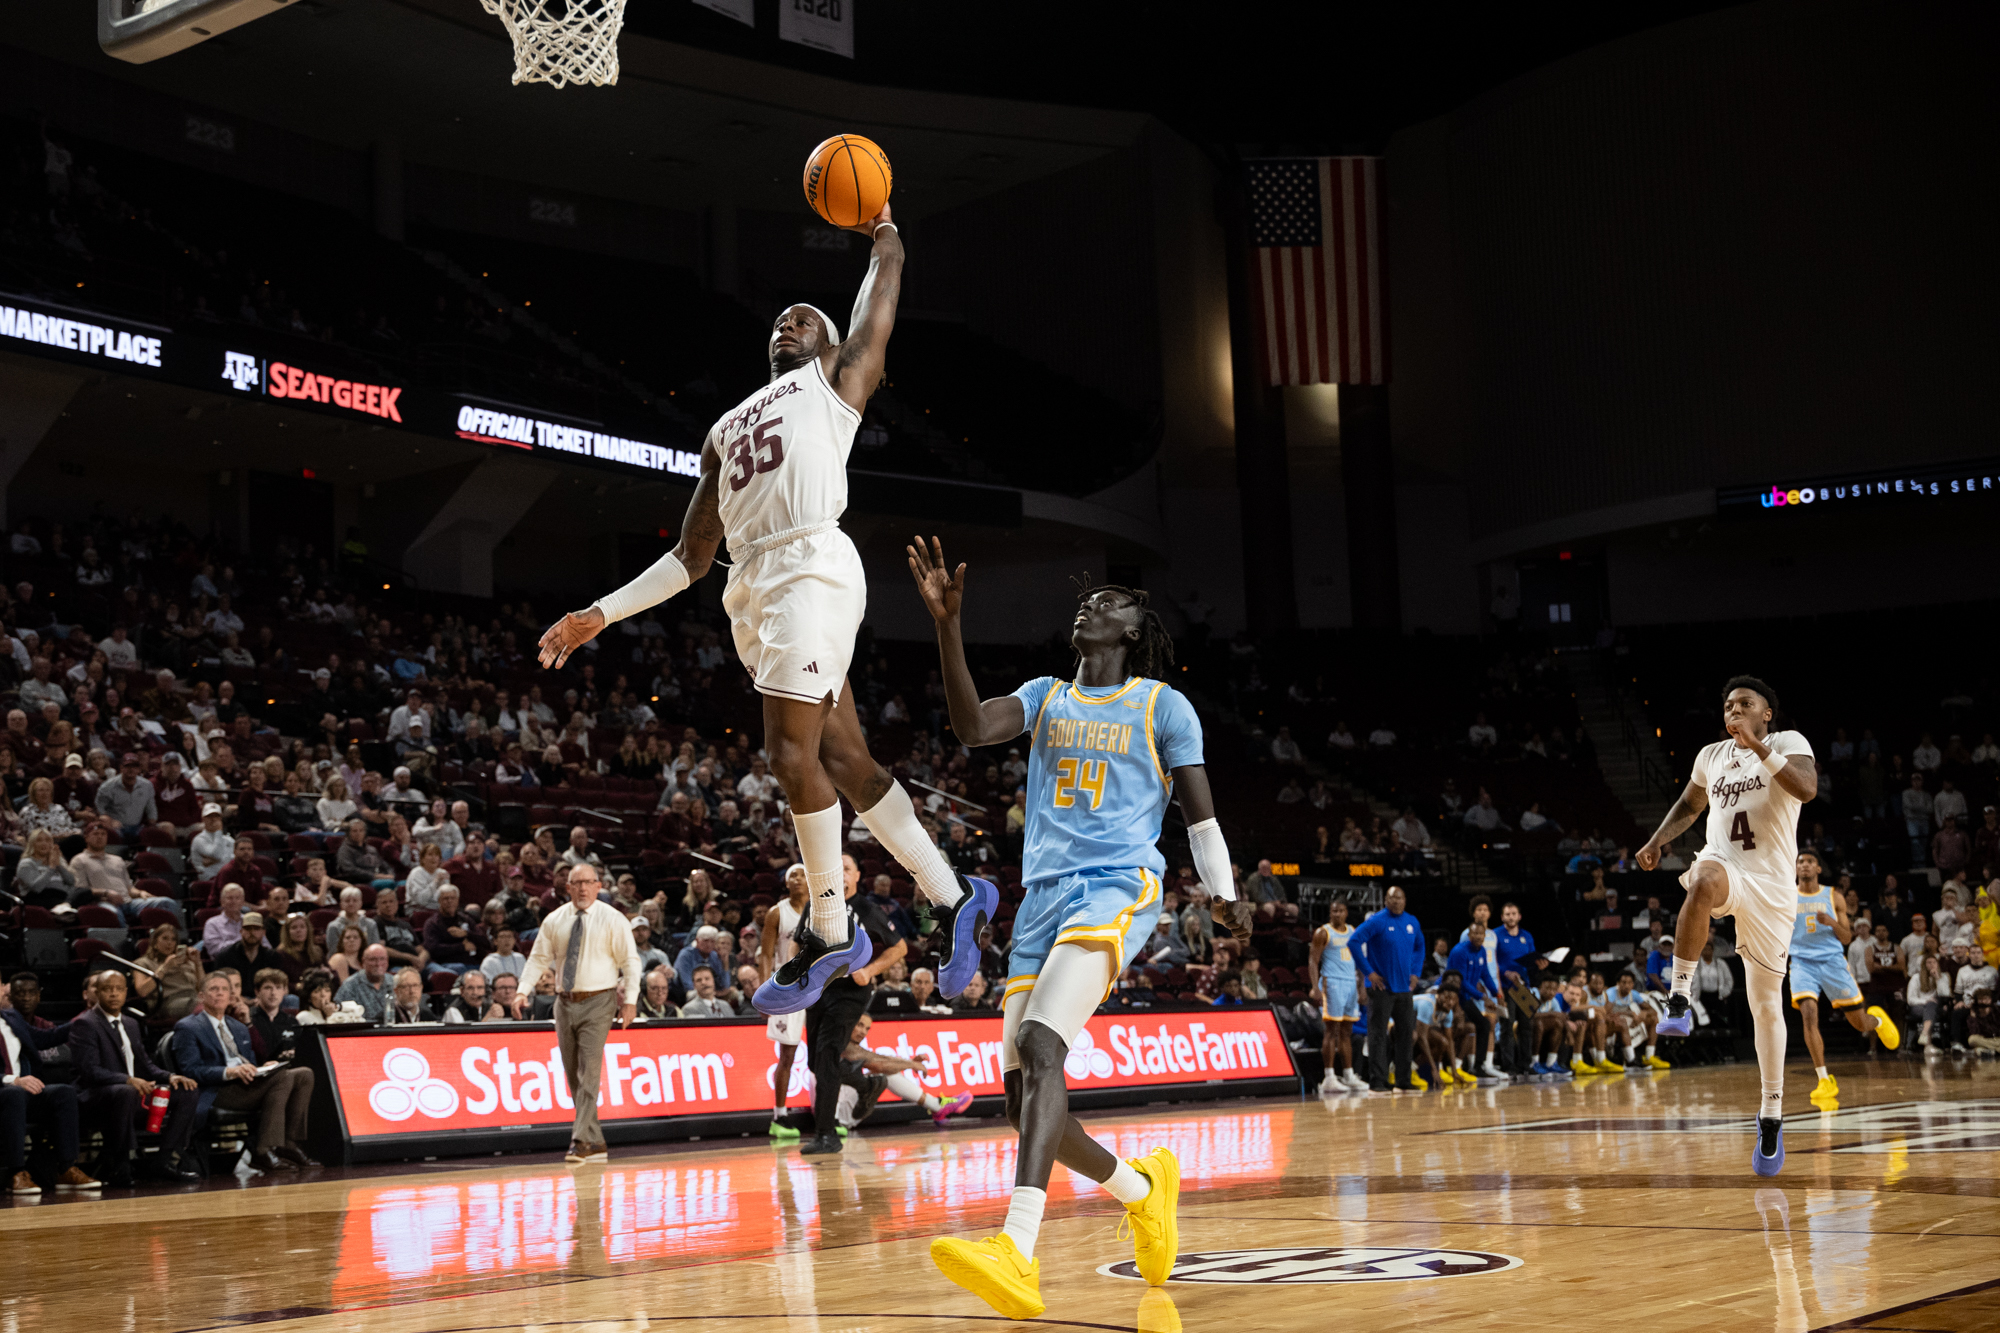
left=215, top=1066, right=315, bottom=1153
left=555, top=990, right=617, bottom=1148
left=1971, top=1035, right=2000, bottom=1053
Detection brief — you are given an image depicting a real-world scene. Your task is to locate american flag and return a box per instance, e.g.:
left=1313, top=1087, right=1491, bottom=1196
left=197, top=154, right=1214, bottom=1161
left=1245, top=157, right=1386, bottom=386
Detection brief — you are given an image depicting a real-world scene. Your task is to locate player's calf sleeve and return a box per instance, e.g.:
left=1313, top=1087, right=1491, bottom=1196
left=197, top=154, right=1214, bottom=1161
left=856, top=781, right=963, bottom=908
left=1745, top=964, right=1788, bottom=1116
left=794, top=803, right=850, bottom=943
left=883, top=1071, right=937, bottom=1111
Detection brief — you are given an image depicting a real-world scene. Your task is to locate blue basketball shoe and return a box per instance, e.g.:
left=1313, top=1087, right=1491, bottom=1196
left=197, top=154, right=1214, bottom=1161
left=1656, top=993, right=1694, bottom=1038
left=1752, top=1116, right=1785, bottom=1177
left=934, top=874, right=998, bottom=999
left=753, top=910, right=873, bottom=1016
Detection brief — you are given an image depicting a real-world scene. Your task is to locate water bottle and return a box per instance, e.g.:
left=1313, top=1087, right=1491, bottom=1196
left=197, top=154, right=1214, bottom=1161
left=146, top=1085, right=171, bottom=1133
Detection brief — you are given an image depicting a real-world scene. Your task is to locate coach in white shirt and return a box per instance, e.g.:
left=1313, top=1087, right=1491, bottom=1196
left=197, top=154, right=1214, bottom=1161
left=514, top=865, right=640, bottom=1163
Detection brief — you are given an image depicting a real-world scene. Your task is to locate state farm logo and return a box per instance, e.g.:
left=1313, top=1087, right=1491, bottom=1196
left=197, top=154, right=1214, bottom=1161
left=1064, top=1029, right=1115, bottom=1080
left=1098, top=1247, right=1522, bottom=1284
left=369, top=1047, right=460, bottom=1122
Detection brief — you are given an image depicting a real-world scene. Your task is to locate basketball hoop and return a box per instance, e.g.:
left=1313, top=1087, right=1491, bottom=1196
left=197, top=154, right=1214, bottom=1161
left=479, top=0, right=626, bottom=89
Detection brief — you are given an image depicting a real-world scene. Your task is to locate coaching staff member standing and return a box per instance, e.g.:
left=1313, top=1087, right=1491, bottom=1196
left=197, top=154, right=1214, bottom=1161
left=1351, top=886, right=1425, bottom=1093
left=800, top=855, right=906, bottom=1158
left=514, top=864, right=639, bottom=1165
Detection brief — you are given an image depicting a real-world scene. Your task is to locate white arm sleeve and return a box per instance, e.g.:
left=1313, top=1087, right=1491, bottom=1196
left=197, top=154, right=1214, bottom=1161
left=1187, top=817, right=1236, bottom=902
left=592, top=550, right=690, bottom=624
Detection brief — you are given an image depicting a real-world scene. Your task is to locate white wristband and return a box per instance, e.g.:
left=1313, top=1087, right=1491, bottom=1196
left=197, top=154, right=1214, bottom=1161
left=1758, top=750, right=1786, bottom=778
left=873, top=222, right=898, bottom=237
left=592, top=550, right=690, bottom=624
left=1187, top=817, right=1236, bottom=902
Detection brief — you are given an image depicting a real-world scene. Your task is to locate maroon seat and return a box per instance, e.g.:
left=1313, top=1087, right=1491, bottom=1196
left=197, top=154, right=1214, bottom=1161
left=72, top=937, right=117, bottom=964
left=75, top=904, right=124, bottom=930
left=429, top=971, right=456, bottom=994
left=139, top=826, right=178, bottom=848
left=133, top=851, right=174, bottom=877
left=138, top=905, right=182, bottom=931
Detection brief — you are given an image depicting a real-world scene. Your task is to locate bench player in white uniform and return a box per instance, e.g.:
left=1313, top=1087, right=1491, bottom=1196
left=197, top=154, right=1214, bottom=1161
left=1637, top=676, right=1815, bottom=1176
left=537, top=203, right=997, bottom=1014
left=1788, top=850, right=1898, bottom=1105
left=906, top=536, right=1254, bottom=1321
left=758, top=864, right=810, bottom=1139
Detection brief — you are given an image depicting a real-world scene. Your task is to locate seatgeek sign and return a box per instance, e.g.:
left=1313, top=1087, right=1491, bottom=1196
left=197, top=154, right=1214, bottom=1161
left=0, top=290, right=696, bottom=481
left=1718, top=455, right=2000, bottom=518
left=322, top=1010, right=1289, bottom=1141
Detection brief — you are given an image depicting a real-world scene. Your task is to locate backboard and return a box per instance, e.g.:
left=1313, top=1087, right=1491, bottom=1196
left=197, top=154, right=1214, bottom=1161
left=98, top=0, right=295, bottom=64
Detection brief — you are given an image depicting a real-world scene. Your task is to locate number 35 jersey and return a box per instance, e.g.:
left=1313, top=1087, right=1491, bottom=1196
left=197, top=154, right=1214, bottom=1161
left=1008, top=676, right=1204, bottom=886
left=710, top=358, right=858, bottom=548
left=1688, top=730, right=1814, bottom=888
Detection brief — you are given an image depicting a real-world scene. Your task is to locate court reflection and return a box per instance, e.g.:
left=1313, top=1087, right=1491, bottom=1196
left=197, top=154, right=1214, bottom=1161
left=329, top=1109, right=1288, bottom=1298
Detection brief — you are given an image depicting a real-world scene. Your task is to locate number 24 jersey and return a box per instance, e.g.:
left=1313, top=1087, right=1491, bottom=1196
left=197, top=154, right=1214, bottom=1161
left=1008, top=676, right=1203, bottom=885
left=1689, top=730, right=1814, bottom=886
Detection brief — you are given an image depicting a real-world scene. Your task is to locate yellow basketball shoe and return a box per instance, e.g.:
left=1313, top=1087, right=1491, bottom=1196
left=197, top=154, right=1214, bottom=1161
left=1409, top=1071, right=1429, bottom=1090
left=1643, top=1054, right=1672, bottom=1070
left=1570, top=1057, right=1596, bottom=1076
left=1868, top=1006, right=1900, bottom=1051
left=1119, top=1147, right=1181, bottom=1286
left=930, top=1233, right=1043, bottom=1320
left=1593, top=1058, right=1625, bottom=1074
left=1811, top=1074, right=1839, bottom=1102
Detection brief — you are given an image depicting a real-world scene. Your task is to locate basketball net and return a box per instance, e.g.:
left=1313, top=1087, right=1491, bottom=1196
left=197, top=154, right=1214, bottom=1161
left=479, top=0, right=625, bottom=88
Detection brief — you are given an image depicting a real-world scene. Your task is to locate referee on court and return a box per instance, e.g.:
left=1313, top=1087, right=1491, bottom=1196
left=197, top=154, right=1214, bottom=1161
left=515, top=865, right=640, bottom=1164
left=799, top=854, right=907, bottom=1157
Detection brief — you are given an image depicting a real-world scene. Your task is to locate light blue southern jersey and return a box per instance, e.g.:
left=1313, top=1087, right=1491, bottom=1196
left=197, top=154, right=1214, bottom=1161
left=1010, top=675, right=1203, bottom=884
left=1411, top=991, right=1437, bottom=1026
left=1319, top=925, right=1356, bottom=985
left=1791, top=883, right=1844, bottom=965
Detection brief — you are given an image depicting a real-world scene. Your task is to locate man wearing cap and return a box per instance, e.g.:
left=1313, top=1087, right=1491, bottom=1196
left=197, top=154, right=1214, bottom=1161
left=211, top=911, right=279, bottom=979
left=94, top=753, right=157, bottom=843
left=512, top=866, right=640, bottom=1164
left=383, top=766, right=427, bottom=814
left=153, top=752, right=201, bottom=835
left=189, top=804, right=234, bottom=879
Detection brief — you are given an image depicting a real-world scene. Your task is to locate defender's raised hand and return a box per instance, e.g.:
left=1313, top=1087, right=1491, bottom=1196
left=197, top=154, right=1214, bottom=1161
left=907, top=535, right=966, bottom=624
left=538, top=606, right=606, bottom=669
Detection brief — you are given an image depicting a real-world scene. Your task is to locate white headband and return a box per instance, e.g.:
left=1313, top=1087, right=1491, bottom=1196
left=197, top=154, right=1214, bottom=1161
left=791, top=304, right=841, bottom=346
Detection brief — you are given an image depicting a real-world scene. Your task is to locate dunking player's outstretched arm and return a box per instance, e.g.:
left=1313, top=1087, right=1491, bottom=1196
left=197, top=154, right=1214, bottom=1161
left=906, top=535, right=1026, bottom=747
left=1635, top=777, right=1709, bottom=871
left=536, top=441, right=727, bottom=668
left=824, top=202, right=902, bottom=416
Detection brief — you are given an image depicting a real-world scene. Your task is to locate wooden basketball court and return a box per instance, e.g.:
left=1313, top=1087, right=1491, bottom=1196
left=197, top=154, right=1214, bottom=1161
left=6, top=1060, right=1996, bottom=1332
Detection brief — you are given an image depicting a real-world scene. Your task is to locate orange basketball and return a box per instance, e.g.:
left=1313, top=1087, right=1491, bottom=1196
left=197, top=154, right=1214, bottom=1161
left=803, top=134, right=892, bottom=229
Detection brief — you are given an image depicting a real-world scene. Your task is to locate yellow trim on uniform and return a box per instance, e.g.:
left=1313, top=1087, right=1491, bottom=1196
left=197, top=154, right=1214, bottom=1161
left=1141, top=680, right=1169, bottom=790
left=1830, top=995, right=1864, bottom=1008
left=1066, top=676, right=1145, bottom=707
left=1051, top=866, right=1160, bottom=977
left=1030, top=682, right=1059, bottom=756
left=1003, top=974, right=1040, bottom=1004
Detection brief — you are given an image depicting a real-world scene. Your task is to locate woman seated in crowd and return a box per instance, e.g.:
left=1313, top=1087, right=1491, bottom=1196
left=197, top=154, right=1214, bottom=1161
left=381, top=812, right=421, bottom=874
left=15, top=828, right=78, bottom=906
left=413, top=798, right=464, bottom=861
left=128, top=920, right=206, bottom=1028
left=328, top=923, right=369, bottom=982
left=404, top=841, right=452, bottom=911
left=20, top=776, right=83, bottom=847
left=276, top=911, right=326, bottom=975
left=295, top=970, right=349, bottom=1025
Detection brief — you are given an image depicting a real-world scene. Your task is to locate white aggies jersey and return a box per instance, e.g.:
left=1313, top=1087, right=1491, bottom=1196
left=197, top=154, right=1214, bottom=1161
left=1689, top=730, right=1815, bottom=886
left=708, top=358, right=860, bottom=548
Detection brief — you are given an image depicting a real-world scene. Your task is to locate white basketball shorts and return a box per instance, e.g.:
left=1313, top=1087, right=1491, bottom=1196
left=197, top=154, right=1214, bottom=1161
left=723, top=527, right=865, bottom=705
left=1686, top=853, right=1792, bottom=976
left=766, top=1008, right=805, bottom=1045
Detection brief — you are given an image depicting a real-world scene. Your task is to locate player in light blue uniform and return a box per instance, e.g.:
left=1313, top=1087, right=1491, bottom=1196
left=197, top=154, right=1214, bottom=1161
left=908, top=538, right=1253, bottom=1319
left=1309, top=900, right=1364, bottom=1092
left=1788, top=850, right=1898, bottom=1102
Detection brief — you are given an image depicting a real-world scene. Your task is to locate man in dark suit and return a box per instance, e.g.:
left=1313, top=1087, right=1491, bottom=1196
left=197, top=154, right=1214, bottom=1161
left=1, top=969, right=92, bottom=1194
left=171, top=973, right=319, bottom=1174
left=71, top=968, right=200, bottom=1184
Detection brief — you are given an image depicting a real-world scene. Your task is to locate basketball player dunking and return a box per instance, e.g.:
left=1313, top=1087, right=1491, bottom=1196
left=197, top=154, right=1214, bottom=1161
left=907, top=536, right=1254, bottom=1320
left=759, top=864, right=811, bottom=1139
left=538, top=203, right=998, bottom=1015
left=1637, top=676, right=1814, bottom=1176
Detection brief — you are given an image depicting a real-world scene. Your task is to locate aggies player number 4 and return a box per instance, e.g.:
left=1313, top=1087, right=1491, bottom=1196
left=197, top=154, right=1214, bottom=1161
left=1636, top=676, right=1817, bottom=1177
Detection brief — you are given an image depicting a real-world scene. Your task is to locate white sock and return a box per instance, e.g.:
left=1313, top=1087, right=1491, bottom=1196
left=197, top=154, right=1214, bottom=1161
left=1671, top=956, right=1697, bottom=999
left=1814, top=1065, right=1829, bottom=1081
left=1101, top=1158, right=1151, bottom=1205
left=1003, top=1186, right=1046, bottom=1259
left=883, top=1071, right=939, bottom=1111
left=1645, top=1044, right=1655, bottom=1059
left=1593, top=1049, right=1606, bottom=1065
left=857, top=781, right=964, bottom=908
left=795, top=803, right=849, bottom=944
left=1761, top=1085, right=1785, bottom=1119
